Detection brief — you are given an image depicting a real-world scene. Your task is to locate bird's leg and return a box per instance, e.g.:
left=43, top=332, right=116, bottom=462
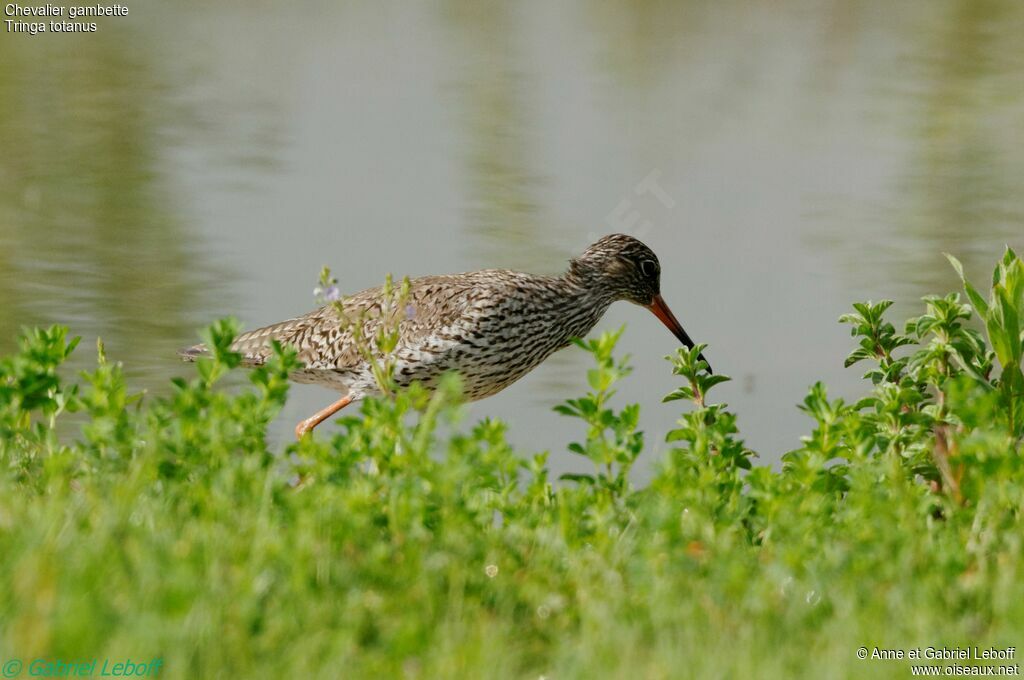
left=295, top=395, right=353, bottom=439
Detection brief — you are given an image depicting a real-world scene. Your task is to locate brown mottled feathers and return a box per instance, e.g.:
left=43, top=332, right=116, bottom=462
left=180, top=234, right=704, bottom=437
left=249, top=274, right=491, bottom=369
left=178, top=234, right=687, bottom=404
left=185, top=273, right=493, bottom=368
left=181, top=265, right=616, bottom=402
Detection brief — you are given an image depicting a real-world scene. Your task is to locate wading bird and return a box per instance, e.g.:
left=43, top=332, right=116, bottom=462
left=180, top=234, right=709, bottom=438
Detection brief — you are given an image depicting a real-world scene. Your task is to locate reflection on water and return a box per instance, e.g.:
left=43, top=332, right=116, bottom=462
left=896, top=0, right=1024, bottom=293
left=0, top=27, right=225, bottom=393
left=2, top=0, right=1022, bottom=473
left=443, top=1, right=551, bottom=272
left=807, top=0, right=1024, bottom=307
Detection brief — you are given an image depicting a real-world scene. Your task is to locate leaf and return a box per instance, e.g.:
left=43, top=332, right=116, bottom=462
left=996, top=287, right=1021, bottom=366
left=700, top=375, right=732, bottom=392
left=945, top=253, right=989, bottom=316
left=662, top=387, right=694, bottom=403
left=559, top=473, right=595, bottom=485
left=987, top=315, right=1012, bottom=367
left=665, top=428, right=693, bottom=443
left=552, top=405, right=578, bottom=418
left=844, top=348, right=871, bottom=368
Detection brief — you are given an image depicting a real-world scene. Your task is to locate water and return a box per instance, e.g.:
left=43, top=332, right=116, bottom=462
left=2, top=0, right=1022, bottom=478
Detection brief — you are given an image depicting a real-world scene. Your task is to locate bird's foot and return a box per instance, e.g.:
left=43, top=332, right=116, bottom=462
left=294, top=395, right=354, bottom=440
left=294, top=419, right=316, bottom=440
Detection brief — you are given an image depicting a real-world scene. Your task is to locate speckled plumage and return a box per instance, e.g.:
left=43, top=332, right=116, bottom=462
left=181, top=234, right=706, bottom=437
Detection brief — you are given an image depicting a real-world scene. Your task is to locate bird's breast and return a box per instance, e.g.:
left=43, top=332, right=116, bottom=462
left=392, top=293, right=608, bottom=400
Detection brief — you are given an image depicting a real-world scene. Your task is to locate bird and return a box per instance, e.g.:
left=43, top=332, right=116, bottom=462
left=180, top=234, right=710, bottom=439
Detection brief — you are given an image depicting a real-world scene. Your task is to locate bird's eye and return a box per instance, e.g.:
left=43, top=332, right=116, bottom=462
left=640, top=259, right=659, bottom=278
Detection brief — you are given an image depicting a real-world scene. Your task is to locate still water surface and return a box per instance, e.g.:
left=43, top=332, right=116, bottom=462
left=2, top=1, right=1023, bottom=475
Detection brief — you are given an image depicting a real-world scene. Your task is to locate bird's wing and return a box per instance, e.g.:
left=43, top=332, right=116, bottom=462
left=178, top=308, right=337, bottom=367
left=179, top=273, right=499, bottom=369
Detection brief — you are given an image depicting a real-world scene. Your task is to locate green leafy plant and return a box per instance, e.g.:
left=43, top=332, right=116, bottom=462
left=0, top=250, right=1022, bottom=679
left=948, top=249, right=1024, bottom=438
left=554, top=328, right=643, bottom=497
left=0, top=326, right=79, bottom=445
left=316, top=266, right=413, bottom=397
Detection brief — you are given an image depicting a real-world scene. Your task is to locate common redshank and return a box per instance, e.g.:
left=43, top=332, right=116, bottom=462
left=181, top=234, right=709, bottom=438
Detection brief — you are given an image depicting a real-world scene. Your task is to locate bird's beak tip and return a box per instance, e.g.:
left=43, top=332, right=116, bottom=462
left=647, top=295, right=712, bottom=373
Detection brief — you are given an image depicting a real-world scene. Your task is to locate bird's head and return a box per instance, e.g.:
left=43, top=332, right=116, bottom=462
left=573, top=233, right=663, bottom=306
left=570, top=234, right=712, bottom=372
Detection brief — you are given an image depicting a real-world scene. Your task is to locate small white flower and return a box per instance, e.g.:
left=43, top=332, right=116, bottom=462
left=313, top=284, right=341, bottom=302
left=485, top=564, right=498, bottom=578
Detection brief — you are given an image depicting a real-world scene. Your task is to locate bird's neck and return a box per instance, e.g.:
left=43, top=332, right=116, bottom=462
left=557, top=265, right=617, bottom=340
left=564, top=259, right=617, bottom=302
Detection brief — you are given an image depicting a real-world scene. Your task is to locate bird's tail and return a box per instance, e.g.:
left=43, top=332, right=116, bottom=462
left=178, top=344, right=208, bottom=362
left=178, top=320, right=296, bottom=366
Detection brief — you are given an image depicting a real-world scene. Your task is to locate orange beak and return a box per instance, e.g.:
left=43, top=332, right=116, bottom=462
left=647, top=294, right=712, bottom=373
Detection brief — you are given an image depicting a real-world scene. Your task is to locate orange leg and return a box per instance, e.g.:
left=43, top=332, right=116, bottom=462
left=295, top=395, right=353, bottom=440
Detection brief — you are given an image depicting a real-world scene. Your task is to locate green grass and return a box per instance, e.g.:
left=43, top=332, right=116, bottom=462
left=1, top=251, right=1023, bottom=679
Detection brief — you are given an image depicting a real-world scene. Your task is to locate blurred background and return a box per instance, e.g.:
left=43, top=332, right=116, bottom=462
left=1, top=0, right=1023, bottom=476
